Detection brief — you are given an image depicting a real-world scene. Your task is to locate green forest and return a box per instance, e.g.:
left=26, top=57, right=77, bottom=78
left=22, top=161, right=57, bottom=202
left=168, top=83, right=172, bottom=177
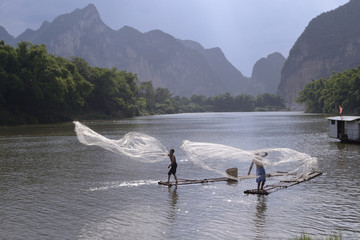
left=0, top=41, right=286, bottom=125
left=296, top=65, right=360, bottom=114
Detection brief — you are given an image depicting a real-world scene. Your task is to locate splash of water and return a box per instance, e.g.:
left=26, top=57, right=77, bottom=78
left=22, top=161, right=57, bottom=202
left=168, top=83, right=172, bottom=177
left=180, top=140, right=318, bottom=178
left=86, top=180, right=159, bottom=192
left=73, top=121, right=168, bottom=163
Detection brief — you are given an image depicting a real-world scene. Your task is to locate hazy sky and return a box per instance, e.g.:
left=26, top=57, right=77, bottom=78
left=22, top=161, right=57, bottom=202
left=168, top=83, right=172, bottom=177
left=0, top=0, right=349, bottom=76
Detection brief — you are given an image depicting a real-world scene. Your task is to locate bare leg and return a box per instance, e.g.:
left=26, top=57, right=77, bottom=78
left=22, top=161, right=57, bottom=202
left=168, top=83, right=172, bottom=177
left=174, top=174, right=178, bottom=184
left=261, top=181, right=265, bottom=191
left=167, top=175, right=170, bottom=184
left=257, top=182, right=260, bottom=192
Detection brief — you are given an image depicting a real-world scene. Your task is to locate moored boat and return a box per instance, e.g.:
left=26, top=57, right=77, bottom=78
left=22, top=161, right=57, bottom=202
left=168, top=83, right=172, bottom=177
left=328, top=116, right=360, bottom=143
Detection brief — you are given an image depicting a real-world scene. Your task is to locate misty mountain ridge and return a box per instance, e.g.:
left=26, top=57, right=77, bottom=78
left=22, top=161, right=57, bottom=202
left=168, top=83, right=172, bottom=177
left=0, top=4, right=283, bottom=97
left=278, top=0, right=360, bottom=109
left=251, top=52, right=286, bottom=94
left=0, top=26, right=14, bottom=43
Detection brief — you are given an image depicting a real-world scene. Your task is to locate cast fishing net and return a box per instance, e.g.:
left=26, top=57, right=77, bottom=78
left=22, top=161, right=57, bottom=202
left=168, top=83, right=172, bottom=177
left=180, top=140, right=319, bottom=179
left=73, top=121, right=168, bottom=162
left=74, top=121, right=319, bottom=180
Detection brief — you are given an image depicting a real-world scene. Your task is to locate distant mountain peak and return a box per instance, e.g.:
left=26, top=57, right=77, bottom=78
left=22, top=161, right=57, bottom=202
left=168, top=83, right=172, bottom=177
left=0, top=26, right=14, bottom=42
left=0, top=26, right=10, bottom=36
left=83, top=3, right=97, bottom=12
left=145, top=29, right=176, bottom=41
left=121, top=25, right=140, bottom=32
left=251, top=52, right=285, bottom=94
left=206, top=47, right=225, bottom=58
left=16, top=3, right=110, bottom=43
left=73, top=3, right=101, bottom=19
left=178, top=40, right=205, bottom=52
left=38, top=20, right=50, bottom=31
left=51, top=3, right=104, bottom=29
left=4, top=4, right=274, bottom=97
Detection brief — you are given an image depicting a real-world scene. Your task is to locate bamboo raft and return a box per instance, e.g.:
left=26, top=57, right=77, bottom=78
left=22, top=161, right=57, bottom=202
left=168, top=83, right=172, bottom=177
left=243, top=171, right=323, bottom=195
left=159, top=168, right=322, bottom=194
left=158, top=170, right=297, bottom=187
left=158, top=177, right=229, bottom=186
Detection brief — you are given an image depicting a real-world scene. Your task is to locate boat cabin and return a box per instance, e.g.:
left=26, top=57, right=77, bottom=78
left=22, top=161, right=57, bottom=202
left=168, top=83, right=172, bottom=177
left=328, top=116, right=360, bottom=142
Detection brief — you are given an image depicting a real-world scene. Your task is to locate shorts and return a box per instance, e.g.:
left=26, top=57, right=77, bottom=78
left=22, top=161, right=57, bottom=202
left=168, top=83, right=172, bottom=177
left=168, top=162, right=177, bottom=175
left=256, top=167, right=266, bottom=183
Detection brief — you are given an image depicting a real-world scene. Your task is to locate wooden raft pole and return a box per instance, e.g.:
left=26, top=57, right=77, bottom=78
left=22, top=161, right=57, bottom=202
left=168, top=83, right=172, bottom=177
left=243, top=171, right=323, bottom=195
left=159, top=167, right=239, bottom=186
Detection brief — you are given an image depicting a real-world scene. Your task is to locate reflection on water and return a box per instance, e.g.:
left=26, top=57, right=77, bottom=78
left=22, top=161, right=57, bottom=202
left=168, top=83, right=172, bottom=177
left=169, top=185, right=179, bottom=207
left=0, top=112, right=359, bottom=239
left=254, top=195, right=268, bottom=240
left=166, top=185, right=179, bottom=237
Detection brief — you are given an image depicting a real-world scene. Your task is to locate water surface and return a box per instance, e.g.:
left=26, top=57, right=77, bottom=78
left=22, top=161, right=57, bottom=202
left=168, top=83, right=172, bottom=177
left=0, top=112, right=359, bottom=239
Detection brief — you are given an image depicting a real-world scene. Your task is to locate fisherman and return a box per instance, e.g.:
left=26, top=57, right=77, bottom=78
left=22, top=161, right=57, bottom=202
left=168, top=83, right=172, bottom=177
left=167, top=149, right=178, bottom=185
left=248, top=152, right=268, bottom=192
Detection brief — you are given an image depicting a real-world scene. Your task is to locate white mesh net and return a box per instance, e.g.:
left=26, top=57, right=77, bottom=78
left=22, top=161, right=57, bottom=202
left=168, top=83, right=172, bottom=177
left=73, top=121, right=318, bottom=178
left=73, top=121, right=168, bottom=163
left=180, top=140, right=318, bottom=178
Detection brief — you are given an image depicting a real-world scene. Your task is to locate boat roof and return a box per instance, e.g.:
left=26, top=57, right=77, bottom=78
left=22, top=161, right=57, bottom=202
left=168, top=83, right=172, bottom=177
left=328, top=116, right=360, bottom=121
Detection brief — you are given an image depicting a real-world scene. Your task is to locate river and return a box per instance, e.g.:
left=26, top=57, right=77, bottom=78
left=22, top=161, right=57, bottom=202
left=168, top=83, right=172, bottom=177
left=0, top=112, right=359, bottom=239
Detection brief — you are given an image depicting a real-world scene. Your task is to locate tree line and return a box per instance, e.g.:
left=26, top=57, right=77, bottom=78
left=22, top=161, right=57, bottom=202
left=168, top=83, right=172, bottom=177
left=297, top=65, right=360, bottom=114
left=0, top=41, right=286, bottom=125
